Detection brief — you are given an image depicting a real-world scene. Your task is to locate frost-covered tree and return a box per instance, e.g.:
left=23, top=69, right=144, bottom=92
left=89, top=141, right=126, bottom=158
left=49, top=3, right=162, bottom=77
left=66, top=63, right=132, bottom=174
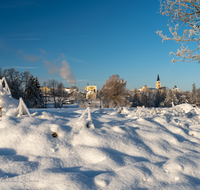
left=154, top=90, right=162, bottom=107
left=47, top=79, right=59, bottom=108
left=21, top=70, right=32, bottom=90
left=157, top=0, right=200, bottom=63
left=3, top=68, right=23, bottom=99
left=196, top=88, right=200, bottom=105
left=102, top=75, right=129, bottom=108
left=56, top=82, right=66, bottom=108
left=132, top=91, right=141, bottom=107
left=164, top=89, right=179, bottom=106
left=191, top=83, right=197, bottom=104
left=184, top=90, right=193, bottom=104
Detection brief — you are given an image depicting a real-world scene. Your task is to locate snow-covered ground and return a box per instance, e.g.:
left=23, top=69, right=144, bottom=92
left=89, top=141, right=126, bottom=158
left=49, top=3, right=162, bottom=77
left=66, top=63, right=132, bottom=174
left=1, top=102, right=200, bottom=189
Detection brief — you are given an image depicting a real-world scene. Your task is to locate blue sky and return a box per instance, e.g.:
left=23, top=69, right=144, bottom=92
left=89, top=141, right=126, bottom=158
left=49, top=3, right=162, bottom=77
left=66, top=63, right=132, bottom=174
left=0, top=0, right=199, bottom=91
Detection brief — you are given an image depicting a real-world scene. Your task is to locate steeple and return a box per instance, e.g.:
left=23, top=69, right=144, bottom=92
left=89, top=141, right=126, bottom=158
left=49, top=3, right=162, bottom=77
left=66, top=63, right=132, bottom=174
left=156, top=73, right=161, bottom=89
left=157, top=73, right=160, bottom=81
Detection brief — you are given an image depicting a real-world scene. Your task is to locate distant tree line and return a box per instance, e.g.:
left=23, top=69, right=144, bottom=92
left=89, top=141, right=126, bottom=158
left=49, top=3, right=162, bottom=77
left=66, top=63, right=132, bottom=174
left=0, top=67, right=74, bottom=108
left=0, top=68, right=44, bottom=108
left=1, top=68, right=200, bottom=109
left=100, top=75, right=200, bottom=108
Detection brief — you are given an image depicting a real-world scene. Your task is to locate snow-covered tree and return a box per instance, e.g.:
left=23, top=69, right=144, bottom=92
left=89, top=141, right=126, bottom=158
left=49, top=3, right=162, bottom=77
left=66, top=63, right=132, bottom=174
left=191, top=83, right=197, bottom=104
left=21, top=70, right=32, bottom=90
left=56, top=82, right=66, bottom=108
left=102, top=75, right=129, bottom=108
left=157, top=0, right=200, bottom=63
left=164, top=89, right=179, bottom=106
left=47, top=79, right=59, bottom=108
left=3, top=68, right=23, bottom=99
left=184, top=90, right=193, bottom=104
left=131, top=91, right=141, bottom=107
left=196, top=88, right=200, bottom=105
left=154, top=90, right=162, bottom=107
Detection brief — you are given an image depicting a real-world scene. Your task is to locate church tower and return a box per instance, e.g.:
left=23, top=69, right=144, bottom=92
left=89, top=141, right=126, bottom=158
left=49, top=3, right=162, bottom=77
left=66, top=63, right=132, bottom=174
left=156, top=74, right=161, bottom=89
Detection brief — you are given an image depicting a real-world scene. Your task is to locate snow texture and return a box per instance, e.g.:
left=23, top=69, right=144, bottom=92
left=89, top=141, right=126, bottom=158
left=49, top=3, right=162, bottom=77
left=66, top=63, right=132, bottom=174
left=1, top=103, right=200, bottom=189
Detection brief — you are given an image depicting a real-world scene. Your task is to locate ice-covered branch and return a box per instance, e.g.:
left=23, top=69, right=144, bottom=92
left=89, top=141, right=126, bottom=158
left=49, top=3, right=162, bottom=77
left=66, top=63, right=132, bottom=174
left=158, top=0, right=200, bottom=63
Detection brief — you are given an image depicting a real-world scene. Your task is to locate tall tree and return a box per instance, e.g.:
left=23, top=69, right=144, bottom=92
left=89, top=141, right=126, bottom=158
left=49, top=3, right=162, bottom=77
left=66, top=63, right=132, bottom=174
left=25, top=76, right=43, bottom=108
left=25, top=76, right=35, bottom=108
left=192, top=83, right=197, bottom=104
left=56, top=82, right=66, bottom=108
left=3, top=68, right=22, bottom=99
left=34, top=77, right=44, bottom=108
left=47, top=79, right=61, bottom=108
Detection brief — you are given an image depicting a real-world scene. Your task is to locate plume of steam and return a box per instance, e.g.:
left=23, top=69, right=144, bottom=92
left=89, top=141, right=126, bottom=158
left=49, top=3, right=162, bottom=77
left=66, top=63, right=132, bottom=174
left=43, top=59, right=76, bottom=86
left=60, top=60, right=76, bottom=85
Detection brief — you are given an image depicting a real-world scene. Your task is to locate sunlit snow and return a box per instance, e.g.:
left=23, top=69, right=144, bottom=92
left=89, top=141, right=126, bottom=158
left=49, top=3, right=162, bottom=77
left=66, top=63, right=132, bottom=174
left=1, top=91, right=200, bottom=189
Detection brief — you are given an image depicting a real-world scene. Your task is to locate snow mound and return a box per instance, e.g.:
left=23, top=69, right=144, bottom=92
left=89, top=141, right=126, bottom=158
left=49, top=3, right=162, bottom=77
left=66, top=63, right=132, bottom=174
left=175, top=103, right=195, bottom=113
left=0, top=92, right=19, bottom=116
left=1, top=105, right=200, bottom=189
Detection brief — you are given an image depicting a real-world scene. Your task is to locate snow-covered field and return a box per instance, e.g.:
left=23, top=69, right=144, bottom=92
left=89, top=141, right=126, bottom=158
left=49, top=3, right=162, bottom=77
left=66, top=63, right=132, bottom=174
left=1, top=103, right=200, bottom=189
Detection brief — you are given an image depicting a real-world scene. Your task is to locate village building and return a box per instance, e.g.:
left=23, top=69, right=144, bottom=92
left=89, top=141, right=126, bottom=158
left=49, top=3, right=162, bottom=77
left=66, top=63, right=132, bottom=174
left=132, top=74, right=166, bottom=93
left=85, top=83, right=97, bottom=99
left=40, top=86, right=50, bottom=95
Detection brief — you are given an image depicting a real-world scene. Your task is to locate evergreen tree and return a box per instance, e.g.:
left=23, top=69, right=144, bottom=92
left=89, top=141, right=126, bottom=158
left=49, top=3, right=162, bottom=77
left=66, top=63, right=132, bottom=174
left=25, top=76, right=43, bottom=108
left=34, top=77, right=44, bottom=108
left=25, top=76, right=35, bottom=108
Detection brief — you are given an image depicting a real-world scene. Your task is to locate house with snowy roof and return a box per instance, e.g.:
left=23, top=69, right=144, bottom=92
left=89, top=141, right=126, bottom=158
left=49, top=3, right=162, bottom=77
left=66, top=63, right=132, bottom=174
left=85, top=83, right=97, bottom=99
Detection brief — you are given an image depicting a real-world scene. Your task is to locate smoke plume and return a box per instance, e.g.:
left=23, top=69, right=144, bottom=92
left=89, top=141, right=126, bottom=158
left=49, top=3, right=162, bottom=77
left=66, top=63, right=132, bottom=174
left=43, top=59, right=76, bottom=86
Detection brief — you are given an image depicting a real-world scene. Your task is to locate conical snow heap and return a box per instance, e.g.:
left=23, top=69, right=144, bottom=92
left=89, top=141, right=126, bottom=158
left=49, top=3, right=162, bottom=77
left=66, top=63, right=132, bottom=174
left=77, top=106, right=95, bottom=129
left=0, top=77, right=31, bottom=117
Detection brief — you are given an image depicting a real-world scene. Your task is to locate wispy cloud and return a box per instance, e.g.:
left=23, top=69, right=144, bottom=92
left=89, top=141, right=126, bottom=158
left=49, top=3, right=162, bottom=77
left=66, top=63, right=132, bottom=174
left=0, top=40, right=10, bottom=51
left=1, top=38, right=42, bottom=41
left=17, top=50, right=42, bottom=62
left=39, top=48, right=46, bottom=55
left=58, top=53, right=65, bottom=59
left=69, top=57, right=85, bottom=64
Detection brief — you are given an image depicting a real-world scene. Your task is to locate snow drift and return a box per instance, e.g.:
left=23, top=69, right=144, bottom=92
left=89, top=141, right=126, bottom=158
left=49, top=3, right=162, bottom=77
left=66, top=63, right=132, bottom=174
left=0, top=104, right=200, bottom=189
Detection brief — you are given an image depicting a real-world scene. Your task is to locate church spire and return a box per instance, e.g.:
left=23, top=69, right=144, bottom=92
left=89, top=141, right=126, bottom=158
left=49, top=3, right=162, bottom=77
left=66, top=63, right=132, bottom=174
left=157, top=73, right=160, bottom=81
